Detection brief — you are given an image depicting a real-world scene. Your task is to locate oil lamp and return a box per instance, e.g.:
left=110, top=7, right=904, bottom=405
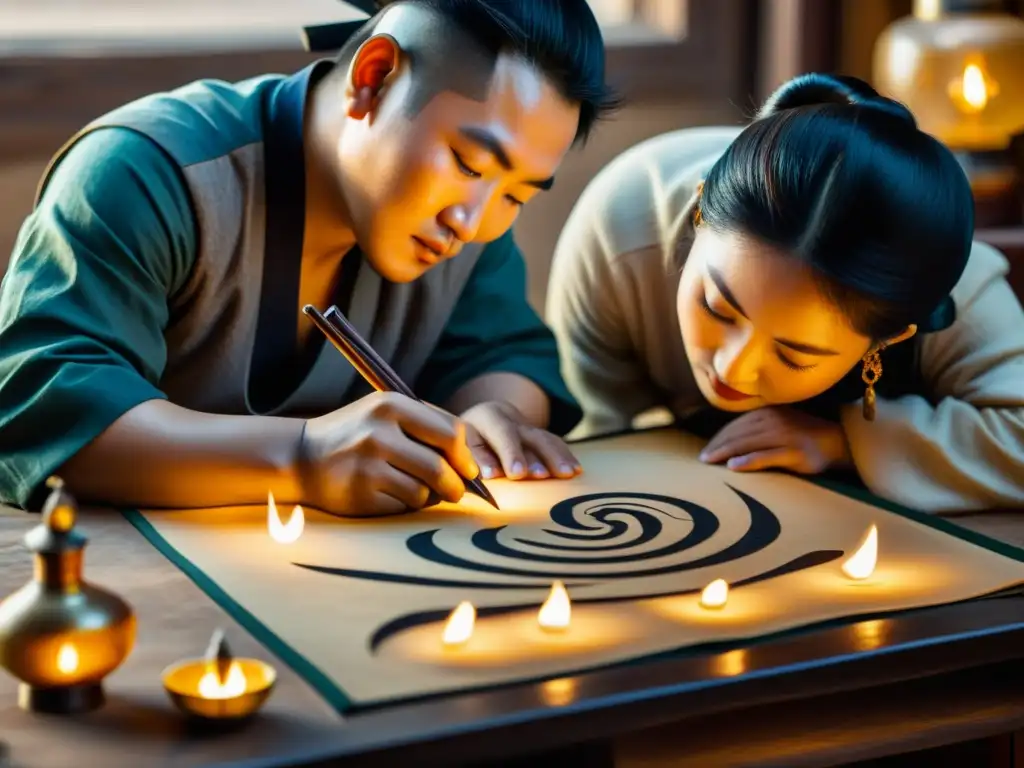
left=162, top=628, right=277, bottom=721
left=873, top=0, right=1024, bottom=225
left=0, top=477, right=136, bottom=714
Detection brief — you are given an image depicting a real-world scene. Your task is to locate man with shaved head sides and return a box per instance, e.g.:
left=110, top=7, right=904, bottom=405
left=0, top=0, right=616, bottom=517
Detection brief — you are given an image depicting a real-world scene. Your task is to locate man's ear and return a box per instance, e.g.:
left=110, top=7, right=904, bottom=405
left=345, top=33, right=402, bottom=120
left=881, top=324, right=918, bottom=349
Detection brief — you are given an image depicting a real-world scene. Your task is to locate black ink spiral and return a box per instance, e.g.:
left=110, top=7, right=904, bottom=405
left=291, top=486, right=844, bottom=651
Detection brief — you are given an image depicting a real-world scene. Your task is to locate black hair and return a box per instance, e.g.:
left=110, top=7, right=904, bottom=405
left=334, top=0, right=619, bottom=145
left=698, top=73, right=974, bottom=340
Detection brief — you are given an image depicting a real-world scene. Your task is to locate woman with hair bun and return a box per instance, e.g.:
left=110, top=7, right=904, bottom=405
left=547, top=73, right=1024, bottom=512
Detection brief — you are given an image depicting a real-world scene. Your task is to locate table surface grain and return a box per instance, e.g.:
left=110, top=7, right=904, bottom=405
left=1, top=504, right=1022, bottom=768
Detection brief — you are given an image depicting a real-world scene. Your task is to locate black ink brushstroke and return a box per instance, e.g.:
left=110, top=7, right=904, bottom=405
left=524, top=498, right=693, bottom=546
left=402, top=486, right=776, bottom=580
left=367, top=549, right=844, bottom=652
left=291, top=565, right=590, bottom=590
left=472, top=493, right=717, bottom=563
left=291, top=486, right=779, bottom=588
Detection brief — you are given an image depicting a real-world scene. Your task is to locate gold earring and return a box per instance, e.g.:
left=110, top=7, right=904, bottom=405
left=861, top=345, right=884, bottom=421
left=693, top=181, right=704, bottom=227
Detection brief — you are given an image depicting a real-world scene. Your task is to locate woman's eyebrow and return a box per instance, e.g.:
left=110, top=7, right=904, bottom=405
left=707, top=267, right=840, bottom=356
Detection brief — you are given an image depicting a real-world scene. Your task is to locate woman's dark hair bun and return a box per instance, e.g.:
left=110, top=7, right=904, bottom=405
left=757, top=72, right=916, bottom=128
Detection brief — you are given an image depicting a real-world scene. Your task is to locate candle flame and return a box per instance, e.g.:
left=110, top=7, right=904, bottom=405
left=842, top=524, right=878, bottom=580
left=442, top=601, right=475, bottom=646
left=198, top=660, right=247, bottom=699
left=700, top=578, right=729, bottom=609
left=56, top=642, right=78, bottom=674
left=538, top=580, right=571, bottom=631
left=267, top=492, right=304, bottom=544
left=962, top=64, right=989, bottom=111
left=949, top=61, right=998, bottom=115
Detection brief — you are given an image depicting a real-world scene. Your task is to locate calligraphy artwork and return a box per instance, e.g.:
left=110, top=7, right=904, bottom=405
left=292, top=488, right=843, bottom=651
left=126, top=429, right=1024, bottom=711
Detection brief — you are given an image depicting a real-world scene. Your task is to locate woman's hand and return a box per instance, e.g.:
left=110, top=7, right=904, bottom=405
left=460, top=400, right=582, bottom=481
left=699, top=406, right=853, bottom=475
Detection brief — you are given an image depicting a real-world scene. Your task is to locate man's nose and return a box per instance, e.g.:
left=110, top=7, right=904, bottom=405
left=439, top=197, right=487, bottom=246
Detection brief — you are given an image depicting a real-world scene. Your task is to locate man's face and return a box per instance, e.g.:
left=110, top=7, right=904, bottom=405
left=336, top=50, right=579, bottom=283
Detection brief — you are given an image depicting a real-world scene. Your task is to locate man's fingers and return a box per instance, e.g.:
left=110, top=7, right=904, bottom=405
left=471, top=409, right=528, bottom=479
left=372, top=394, right=478, bottom=480
left=523, top=429, right=582, bottom=479
left=374, top=463, right=434, bottom=509
left=336, top=489, right=411, bottom=518
left=472, top=444, right=504, bottom=479
left=374, top=429, right=465, bottom=503
left=725, top=447, right=803, bottom=473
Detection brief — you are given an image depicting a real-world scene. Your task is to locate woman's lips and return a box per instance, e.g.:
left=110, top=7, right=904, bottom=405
left=710, top=374, right=755, bottom=401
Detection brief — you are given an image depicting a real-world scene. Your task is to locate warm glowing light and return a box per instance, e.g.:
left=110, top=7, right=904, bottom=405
left=713, top=649, right=747, bottom=677
left=540, top=677, right=577, bottom=706
left=699, top=578, right=729, bottom=609
left=842, top=525, right=878, bottom=580
left=267, top=491, right=304, bottom=544
left=56, top=642, right=78, bottom=675
left=198, top=660, right=247, bottom=699
left=949, top=61, right=998, bottom=115
left=442, top=601, right=475, bottom=646
left=962, top=64, right=989, bottom=110
left=538, top=580, right=571, bottom=631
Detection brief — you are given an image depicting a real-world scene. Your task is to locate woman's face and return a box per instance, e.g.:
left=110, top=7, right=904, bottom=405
left=677, top=228, right=874, bottom=412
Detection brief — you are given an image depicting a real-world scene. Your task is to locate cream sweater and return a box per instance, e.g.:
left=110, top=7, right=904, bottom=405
left=546, top=127, right=1024, bottom=513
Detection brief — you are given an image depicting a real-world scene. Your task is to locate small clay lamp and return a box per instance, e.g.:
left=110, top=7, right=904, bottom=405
left=0, top=477, right=136, bottom=714
left=162, top=628, right=276, bottom=722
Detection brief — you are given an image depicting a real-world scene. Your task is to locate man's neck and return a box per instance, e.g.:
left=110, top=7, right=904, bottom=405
left=303, top=90, right=358, bottom=263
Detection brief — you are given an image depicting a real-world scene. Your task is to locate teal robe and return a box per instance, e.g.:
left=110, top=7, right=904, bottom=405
left=0, top=61, right=581, bottom=509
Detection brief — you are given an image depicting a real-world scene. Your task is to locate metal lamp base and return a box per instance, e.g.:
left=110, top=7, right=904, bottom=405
left=18, top=681, right=104, bottom=714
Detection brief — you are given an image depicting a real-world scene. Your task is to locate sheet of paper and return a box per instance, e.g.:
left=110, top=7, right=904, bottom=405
left=132, top=429, right=1024, bottom=710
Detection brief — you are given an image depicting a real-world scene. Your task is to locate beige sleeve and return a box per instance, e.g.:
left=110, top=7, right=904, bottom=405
left=545, top=213, right=661, bottom=440
left=840, top=242, right=1024, bottom=512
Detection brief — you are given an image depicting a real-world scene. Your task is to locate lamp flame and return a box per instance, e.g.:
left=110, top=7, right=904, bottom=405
left=962, top=64, right=989, bottom=111
left=198, top=660, right=247, bottom=699
left=56, top=642, right=78, bottom=674
left=949, top=61, right=998, bottom=115
left=842, top=524, right=878, bottom=580
left=268, top=491, right=304, bottom=544
left=700, top=578, right=729, bottom=609
left=442, top=601, right=475, bottom=646
left=538, top=580, right=571, bottom=631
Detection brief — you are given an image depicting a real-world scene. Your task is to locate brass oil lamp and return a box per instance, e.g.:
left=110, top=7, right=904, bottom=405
left=0, top=477, right=136, bottom=714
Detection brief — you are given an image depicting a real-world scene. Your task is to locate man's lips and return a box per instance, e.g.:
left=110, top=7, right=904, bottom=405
left=413, top=236, right=447, bottom=258
left=709, top=373, right=755, bottom=401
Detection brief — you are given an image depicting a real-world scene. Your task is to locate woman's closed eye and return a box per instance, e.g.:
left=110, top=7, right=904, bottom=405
left=700, top=293, right=734, bottom=324
left=702, top=293, right=818, bottom=372
left=776, top=352, right=816, bottom=372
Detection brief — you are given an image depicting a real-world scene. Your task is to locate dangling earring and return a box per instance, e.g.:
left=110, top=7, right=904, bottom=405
left=693, top=181, right=704, bottom=227
left=861, top=344, right=885, bottom=421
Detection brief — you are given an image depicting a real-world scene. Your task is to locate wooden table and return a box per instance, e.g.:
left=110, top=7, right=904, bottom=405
left=1, top=504, right=1023, bottom=768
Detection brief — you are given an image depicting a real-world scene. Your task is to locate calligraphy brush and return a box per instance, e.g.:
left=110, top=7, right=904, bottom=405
left=303, top=304, right=500, bottom=511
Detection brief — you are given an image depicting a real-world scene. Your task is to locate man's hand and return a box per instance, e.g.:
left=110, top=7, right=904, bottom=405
left=699, top=406, right=853, bottom=475
left=461, top=400, right=582, bottom=481
left=299, top=392, right=479, bottom=516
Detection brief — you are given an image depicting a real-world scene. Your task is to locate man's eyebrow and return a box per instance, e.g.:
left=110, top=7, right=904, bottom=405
left=458, top=126, right=555, bottom=190
left=707, top=266, right=748, bottom=318
left=707, top=266, right=840, bottom=356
